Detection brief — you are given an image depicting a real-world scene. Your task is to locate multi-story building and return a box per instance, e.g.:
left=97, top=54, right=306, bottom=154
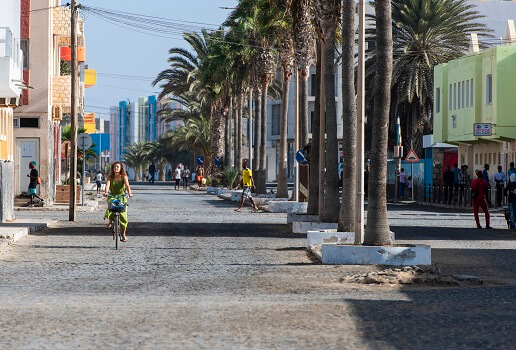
left=13, top=1, right=94, bottom=201
left=433, top=21, right=516, bottom=173
left=0, top=0, right=23, bottom=221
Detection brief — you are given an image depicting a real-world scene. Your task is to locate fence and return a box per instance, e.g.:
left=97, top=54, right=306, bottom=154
left=421, top=183, right=500, bottom=208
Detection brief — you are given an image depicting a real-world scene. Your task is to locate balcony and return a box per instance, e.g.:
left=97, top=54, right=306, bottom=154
left=0, top=27, right=23, bottom=98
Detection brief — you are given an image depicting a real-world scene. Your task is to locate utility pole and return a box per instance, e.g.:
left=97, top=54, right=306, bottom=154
left=69, top=0, right=78, bottom=221
left=355, top=0, right=365, bottom=244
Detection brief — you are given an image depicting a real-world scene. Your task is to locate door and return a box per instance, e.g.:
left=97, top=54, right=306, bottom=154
left=17, top=138, right=39, bottom=194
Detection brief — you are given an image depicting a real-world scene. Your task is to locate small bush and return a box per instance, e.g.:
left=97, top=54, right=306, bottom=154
left=220, top=166, right=239, bottom=189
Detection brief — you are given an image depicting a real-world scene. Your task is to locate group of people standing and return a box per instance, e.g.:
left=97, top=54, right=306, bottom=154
left=448, top=162, right=516, bottom=229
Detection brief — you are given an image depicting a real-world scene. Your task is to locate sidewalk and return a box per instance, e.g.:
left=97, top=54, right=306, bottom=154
left=0, top=218, right=57, bottom=253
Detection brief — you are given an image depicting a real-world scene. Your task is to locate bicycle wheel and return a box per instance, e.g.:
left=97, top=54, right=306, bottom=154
left=114, top=215, right=119, bottom=250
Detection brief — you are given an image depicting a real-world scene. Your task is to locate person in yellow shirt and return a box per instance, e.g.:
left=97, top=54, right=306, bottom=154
left=235, top=161, right=259, bottom=212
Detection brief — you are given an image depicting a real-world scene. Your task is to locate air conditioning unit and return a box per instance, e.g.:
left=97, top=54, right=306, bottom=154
left=13, top=118, right=19, bottom=128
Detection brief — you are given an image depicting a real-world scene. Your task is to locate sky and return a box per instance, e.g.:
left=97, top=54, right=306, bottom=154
left=69, top=0, right=237, bottom=118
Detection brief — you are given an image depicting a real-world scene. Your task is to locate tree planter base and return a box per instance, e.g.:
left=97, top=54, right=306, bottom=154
left=307, top=230, right=396, bottom=246
left=287, top=213, right=318, bottom=224
left=268, top=201, right=308, bottom=213
left=322, top=243, right=431, bottom=266
left=291, top=221, right=337, bottom=234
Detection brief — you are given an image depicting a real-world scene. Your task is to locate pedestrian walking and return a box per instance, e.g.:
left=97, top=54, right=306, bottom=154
left=95, top=170, right=103, bottom=195
left=458, top=165, right=471, bottom=203
left=27, top=161, right=44, bottom=207
left=398, top=168, right=407, bottom=199
left=471, top=170, right=492, bottom=229
left=103, top=161, right=134, bottom=242
left=196, top=165, right=204, bottom=187
left=494, top=165, right=506, bottom=209
left=182, top=166, right=190, bottom=189
left=174, top=165, right=182, bottom=190
left=508, top=162, right=516, bottom=179
left=443, top=165, right=454, bottom=204
left=166, top=168, right=172, bottom=181
left=452, top=163, right=461, bottom=203
left=407, top=175, right=413, bottom=199
left=483, top=164, right=493, bottom=207
left=235, top=161, right=258, bottom=212
left=504, top=173, right=516, bottom=229
left=148, top=162, right=156, bottom=184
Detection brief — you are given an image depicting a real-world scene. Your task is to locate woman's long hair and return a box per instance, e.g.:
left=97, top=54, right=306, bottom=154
left=109, top=161, right=127, bottom=179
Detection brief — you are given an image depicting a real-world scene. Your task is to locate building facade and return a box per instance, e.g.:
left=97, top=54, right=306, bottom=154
left=433, top=30, right=516, bottom=174
left=0, top=0, right=23, bottom=221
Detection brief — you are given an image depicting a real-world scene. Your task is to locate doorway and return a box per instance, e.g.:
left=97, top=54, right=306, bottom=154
left=17, top=138, right=39, bottom=194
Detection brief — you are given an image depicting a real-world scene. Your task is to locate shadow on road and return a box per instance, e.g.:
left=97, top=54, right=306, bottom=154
left=392, top=225, right=516, bottom=241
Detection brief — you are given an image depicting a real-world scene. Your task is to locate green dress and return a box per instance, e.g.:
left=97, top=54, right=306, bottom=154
left=104, top=179, right=128, bottom=227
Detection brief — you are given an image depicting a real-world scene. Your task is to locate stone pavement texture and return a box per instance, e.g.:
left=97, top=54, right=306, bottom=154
left=1, top=185, right=515, bottom=349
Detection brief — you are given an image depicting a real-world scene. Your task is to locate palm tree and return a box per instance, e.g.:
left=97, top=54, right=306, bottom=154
left=364, top=0, right=393, bottom=246
left=339, top=0, right=357, bottom=231
left=145, top=139, right=172, bottom=181
left=366, top=0, right=492, bottom=154
left=166, top=117, right=211, bottom=165
left=314, top=0, right=341, bottom=223
left=122, top=142, right=149, bottom=181
left=307, top=41, right=321, bottom=215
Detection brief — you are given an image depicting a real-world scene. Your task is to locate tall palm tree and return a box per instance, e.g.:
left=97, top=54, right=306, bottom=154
left=339, top=0, right=357, bottom=231
left=364, top=0, right=393, bottom=246
left=145, top=138, right=173, bottom=181
left=122, top=142, right=149, bottom=181
left=314, top=0, right=341, bottom=223
left=307, top=41, right=321, bottom=215
left=366, top=0, right=492, bottom=154
left=166, top=116, right=211, bottom=165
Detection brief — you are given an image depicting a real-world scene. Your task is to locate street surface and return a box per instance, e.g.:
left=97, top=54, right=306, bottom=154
left=1, top=185, right=515, bottom=349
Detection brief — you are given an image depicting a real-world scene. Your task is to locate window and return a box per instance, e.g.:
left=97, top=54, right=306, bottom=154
left=454, top=83, right=457, bottom=110
left=470, top=79, right=474, bottom=107
left=271, top=104, right=281, bottom=136
left=310, top=73, right=316, bottom=97
left=20, top=39, right=29, bottom=69
left=436, top=88, right=440, bottom=113
left=462, top=81, right=465, bottom=109
left=19, top=117, right=39, bottom=128
left=466, top=80, right=469, bottom=107
left=457, top=82, right=461, bottom=109
left=486, top=74, right=493, bottom=105
left=449, top=84, right=452, bottom=110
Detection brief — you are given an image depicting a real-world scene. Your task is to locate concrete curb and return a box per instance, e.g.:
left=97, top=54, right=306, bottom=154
left=0, top=220, right=57, bottom=253
left=15, top=200, right=98, bottom=212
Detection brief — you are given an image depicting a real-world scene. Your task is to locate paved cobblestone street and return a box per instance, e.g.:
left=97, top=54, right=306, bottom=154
left=1, top=185, right=516, bottom=349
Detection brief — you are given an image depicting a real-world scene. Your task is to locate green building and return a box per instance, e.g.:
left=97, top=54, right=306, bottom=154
left=433, top=43, right=516, bottom=171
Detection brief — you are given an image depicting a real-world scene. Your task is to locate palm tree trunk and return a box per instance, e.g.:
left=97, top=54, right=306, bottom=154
left=253, top=89, right=262, bottom=180
left=307, top=42, right=321, bottom=215
left=277, top=70, right=290, bottom=198
left=364, top=0, right=393, bottom=246
left=237, top=91, right=243, bottom=167
left=226, top=97, right=233, bottom=167
left=233, top=96, right=238, bottom=167
left=321, top=34, right=339, bottom=223
left=256, top=86, right=268, bottom=194
left=158, top=162, right=165, bottom=181
left=299, top=68, right=309, bottom=148
left=339, top=0, right=357, bottom=232
left=210, top=103, right=225, bottom=176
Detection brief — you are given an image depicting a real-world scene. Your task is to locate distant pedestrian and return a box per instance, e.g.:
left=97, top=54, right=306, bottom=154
left=458, top=165, right=471, bottom=203
left=174, top=165, right=182, bottom=190
left=494, top=165, right=506, bottom=208
left=196, top=165, right=204, bottom=187
left=167, top=168, right=172, bottom=181
left=182, top=166, right=190, bottom=189
left=407, top=175, right=413, bottom=198
left=504, top=173, right=516, bottom=229
left=235, top=161, right=258, bottom=212
left=148, top=162, right=156, bottom=184
left=471, top=170, right=492, bottom=229
left=483, top=164, right=493, bottom=207
left=398, top=168, right=407, bottom=199
left=95, top=171, right=103, bottom=194
left=452, top=163, right=461, bottom=202
left=27, top=161, right=44, bottom=206
left=443, top=165, right=454, bottom=204
left=508, top=162, right=516, bottom=179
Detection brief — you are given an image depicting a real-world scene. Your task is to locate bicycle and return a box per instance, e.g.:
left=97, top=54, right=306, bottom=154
left=107, top=194, right=128, bottom=250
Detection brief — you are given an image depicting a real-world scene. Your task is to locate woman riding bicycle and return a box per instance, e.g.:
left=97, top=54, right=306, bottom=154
left=103, top=161, right=133, bottom=242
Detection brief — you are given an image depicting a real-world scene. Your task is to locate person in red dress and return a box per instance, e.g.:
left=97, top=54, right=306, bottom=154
left=471, top=170, right=493, bottom=229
